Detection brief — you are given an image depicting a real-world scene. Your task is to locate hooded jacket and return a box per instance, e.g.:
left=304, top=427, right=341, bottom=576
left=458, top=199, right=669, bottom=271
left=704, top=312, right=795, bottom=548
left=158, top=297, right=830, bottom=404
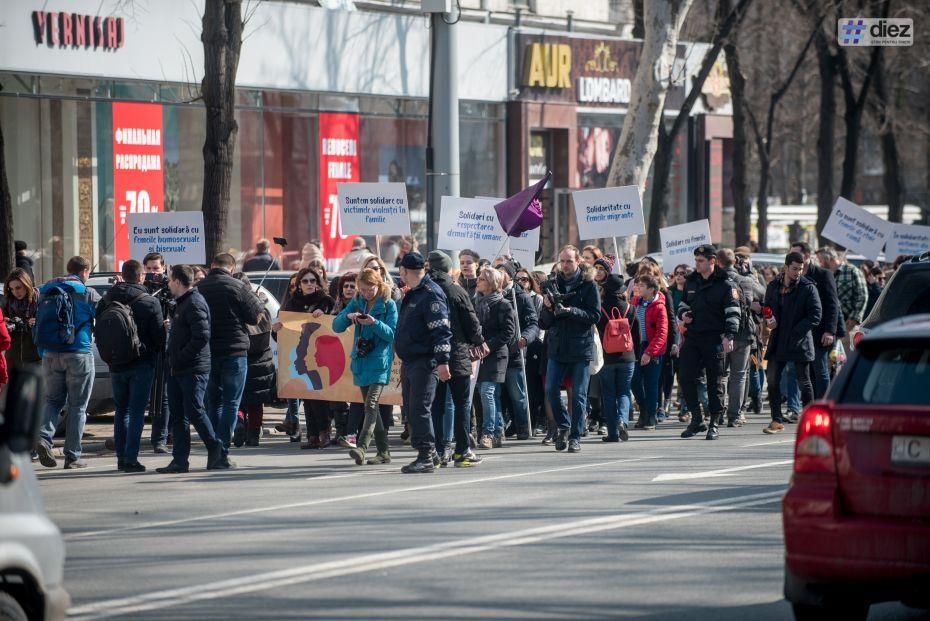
left=538, top=264, right=601, bottom=364
left=428, top=269, right=484, bottom=378
left=95, top=282, right=165, bottom=373
left=36, top=276, right=100, bottom=354
left=596, top=274, right=640, bottom=365
left=631, top=291, right=669, bottom=359
left=763, top=275, right=823, bottom=363
left=196, top=268, right=265, bottom=358
left=241, top=308, right=276, bottom=405
left=332, top=294, right=398, bottom=387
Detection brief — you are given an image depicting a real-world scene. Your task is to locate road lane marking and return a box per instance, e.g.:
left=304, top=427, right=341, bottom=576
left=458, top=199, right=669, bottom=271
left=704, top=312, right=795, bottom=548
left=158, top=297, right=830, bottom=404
left=740, top=439, right=795, bottom=447
left=652, top=459, right=793, bottom=482
left=65, top=456, right=659, bottom=540
left=67, top=489, right=784, bottom=621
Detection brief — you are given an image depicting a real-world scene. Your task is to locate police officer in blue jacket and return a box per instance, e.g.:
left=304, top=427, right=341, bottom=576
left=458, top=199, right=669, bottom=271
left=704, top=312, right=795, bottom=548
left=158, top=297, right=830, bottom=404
left=394, top=252, right=453, bottom=473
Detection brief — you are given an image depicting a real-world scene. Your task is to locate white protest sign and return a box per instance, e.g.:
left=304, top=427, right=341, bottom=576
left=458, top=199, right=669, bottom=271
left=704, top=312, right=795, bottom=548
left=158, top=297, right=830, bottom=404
left=571, top=185, right=646, bottom=241
left=820, top=197, right=892, bottom=261
left=478, top=196, right=540, bottom=268
left=437, top=197, right=509, bottom=259
left=128, top=211, right=206, bottom=265
left=337, top=182, right=410, bottom=236
left=659, top=219, right=712, bottom=267
left=885, top=223, right=930, bottom=260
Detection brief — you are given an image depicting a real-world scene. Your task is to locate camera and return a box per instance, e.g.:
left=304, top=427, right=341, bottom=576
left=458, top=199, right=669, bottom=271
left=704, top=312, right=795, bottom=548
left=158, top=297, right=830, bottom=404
left=541, top=274, right=569, bottom=316
left=355, top=337, right=375, bottom=358
left=4, top=316, right=27, bottom=334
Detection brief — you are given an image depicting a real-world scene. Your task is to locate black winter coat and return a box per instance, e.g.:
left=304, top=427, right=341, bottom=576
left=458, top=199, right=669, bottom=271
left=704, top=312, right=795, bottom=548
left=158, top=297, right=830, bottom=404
left=429, top=270, right=484, bottom=378
left=3, top=298, right=40, bottom=367
left=538, top=266, right=601, bottom=363
left=282, top=290, right=336, bottom=315
left=96, top=282, right=165, bottom=373
left=197, top=269, right=265, bottom=359
left=725, top=266, right=765, bottom=343
left=241, top=308, right=275, bottom=406
left=242, top=252, right=280, bottom=272
left=168, top=288, right=211, bottom=375
left=457, top=274, right=478, bottom=299
left=804, top=263, right=840, bottom=342
left=678, top=267, right=741, bottom=340
left=763, top=276, right=823, bottom=363
left=596, top=274, right=640, bottom=365
left=504, top=285, right=540, bottom=369
left=476, top=294, right=516, bottom=383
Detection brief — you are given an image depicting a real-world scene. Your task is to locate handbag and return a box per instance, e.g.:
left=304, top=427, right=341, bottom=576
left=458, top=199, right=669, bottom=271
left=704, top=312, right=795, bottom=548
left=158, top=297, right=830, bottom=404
left=589, top=325, right=604, bottom=375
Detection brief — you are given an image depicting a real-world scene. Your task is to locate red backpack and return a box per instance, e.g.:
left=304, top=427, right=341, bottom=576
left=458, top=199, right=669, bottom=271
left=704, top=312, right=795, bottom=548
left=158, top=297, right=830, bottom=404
left=601, top=306, right=634, bottom=354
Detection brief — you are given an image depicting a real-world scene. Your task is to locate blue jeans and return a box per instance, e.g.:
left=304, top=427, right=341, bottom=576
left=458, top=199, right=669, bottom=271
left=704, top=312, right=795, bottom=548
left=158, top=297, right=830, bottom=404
left=632, top=355, right=664, bottom=426
left=112, top=361, right=156, bottom=464
left=40, top=351, right=95, bottom=462
left=545, top=359, right=591, bottom=441
left=599, top=361, right=635, bottom=438
left=812, top=345, right=831, bottom=399
left=478, top=381, right=504, bottom=438
left=285, top=399, right=300, bottom=424
left=780, top=362, right=802, bottom=413
left=504, top=366, right=531, bottom=433
left=206, top=355, right=248, bottom=456
left=168, top=372, right=219, bottom=468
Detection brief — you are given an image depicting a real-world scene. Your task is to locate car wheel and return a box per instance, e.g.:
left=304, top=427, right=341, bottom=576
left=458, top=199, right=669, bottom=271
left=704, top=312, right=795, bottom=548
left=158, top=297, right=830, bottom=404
left=792, top=602, right=869, bottom=621
left=0, top=592, right=28, bottom=621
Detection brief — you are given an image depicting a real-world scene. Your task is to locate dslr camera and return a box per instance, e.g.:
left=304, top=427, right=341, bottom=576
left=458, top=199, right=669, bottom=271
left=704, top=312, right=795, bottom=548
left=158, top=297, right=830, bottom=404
left=541, top=274, right=570, bottom=317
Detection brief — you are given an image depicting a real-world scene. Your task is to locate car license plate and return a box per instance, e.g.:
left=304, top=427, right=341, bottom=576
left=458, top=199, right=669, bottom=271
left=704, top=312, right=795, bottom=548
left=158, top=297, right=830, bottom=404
left=891, top=435, right=930, bottom=466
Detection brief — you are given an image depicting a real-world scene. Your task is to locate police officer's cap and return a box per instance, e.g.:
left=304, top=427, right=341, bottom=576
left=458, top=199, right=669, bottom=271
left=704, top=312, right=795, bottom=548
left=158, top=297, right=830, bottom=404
left=399, top=251, right=425, bottom=270
left=693, top=244, right=718, bottom=259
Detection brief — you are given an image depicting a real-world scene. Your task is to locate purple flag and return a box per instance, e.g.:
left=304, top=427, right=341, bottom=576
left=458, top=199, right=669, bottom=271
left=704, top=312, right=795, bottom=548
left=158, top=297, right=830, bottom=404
left=494, top=171, right=550, bottom=237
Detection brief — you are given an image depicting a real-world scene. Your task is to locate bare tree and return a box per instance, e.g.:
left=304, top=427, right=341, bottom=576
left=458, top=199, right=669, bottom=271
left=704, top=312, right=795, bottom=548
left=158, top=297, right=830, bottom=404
left=201, top=0, right=244, bottom=258
left=871, top=46, right=904, bottom=222
left=723, top=0, right=750, bottom=246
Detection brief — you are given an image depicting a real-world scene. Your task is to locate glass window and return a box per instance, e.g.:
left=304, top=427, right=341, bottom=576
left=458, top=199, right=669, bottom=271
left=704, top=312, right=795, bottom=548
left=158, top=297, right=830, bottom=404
left=460, top=117, right=504, bottom=199
left=843, top=341, right=930, bottom=406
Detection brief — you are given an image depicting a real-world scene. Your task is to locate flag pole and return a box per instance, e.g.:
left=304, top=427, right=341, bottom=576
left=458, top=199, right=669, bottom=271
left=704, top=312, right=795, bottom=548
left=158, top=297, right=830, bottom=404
left=509, top=283, right=535, bottom=437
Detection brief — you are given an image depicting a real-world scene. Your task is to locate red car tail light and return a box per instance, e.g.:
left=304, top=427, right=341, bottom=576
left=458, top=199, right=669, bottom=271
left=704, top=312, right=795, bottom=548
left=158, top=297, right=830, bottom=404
left=794, top=404, right=836, bottom=474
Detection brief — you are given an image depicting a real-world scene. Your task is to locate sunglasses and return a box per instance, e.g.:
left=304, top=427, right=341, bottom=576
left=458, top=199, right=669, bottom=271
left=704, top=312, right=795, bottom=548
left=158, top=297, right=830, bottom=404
left=343, top=283, right=356, bottom=288
left=517, top=277, right=530, bottom=283
left=674, top=271, right=687, bottom=276
left=301, top=277, right=317, bottom=285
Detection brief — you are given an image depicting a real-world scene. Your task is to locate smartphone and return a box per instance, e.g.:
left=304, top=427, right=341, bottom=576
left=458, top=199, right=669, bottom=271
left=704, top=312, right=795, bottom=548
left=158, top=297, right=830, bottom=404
left=273, top=236, right=288, bottom=247
left=355, top=313, right=370, bottom=321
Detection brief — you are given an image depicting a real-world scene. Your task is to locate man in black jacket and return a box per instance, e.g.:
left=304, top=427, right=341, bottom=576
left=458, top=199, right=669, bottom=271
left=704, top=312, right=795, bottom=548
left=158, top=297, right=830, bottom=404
left=762, top=252, right=822, bottom=434
left=790, top=241, right=839, bottom=398
left=157, top=265, right=223, bottom=473
left=539, top=245, right=600, bottom=453
left=427, top=250, right=487, bottom=467
left=499, top=260, right=540, bottom=440
left=196, top=253, right=265, bottom=467
left=242, top=238, right=280, bottom=272
left=96, top=260, right=164, bottom=473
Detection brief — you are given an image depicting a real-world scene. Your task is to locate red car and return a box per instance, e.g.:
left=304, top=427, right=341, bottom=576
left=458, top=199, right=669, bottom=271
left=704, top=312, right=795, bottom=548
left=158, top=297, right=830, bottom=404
left=783, top=314, right=930, bottom=620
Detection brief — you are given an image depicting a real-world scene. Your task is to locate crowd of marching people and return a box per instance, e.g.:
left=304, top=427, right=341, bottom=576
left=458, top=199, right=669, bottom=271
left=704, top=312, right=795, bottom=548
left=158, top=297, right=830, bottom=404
left=0, top=234, right=904, bottom=474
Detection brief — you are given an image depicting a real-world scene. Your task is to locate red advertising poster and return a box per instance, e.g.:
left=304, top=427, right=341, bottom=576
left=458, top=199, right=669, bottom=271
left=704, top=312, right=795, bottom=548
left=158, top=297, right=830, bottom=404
left=112, top=102, right=164, bottom=266
left=318, top=112, right=359, bottom=268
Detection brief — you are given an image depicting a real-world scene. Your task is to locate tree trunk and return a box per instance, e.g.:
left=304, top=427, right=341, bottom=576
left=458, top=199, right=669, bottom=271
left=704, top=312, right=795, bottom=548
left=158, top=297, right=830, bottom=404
left=0, top=119, right=13, bottom=279
left=814, top=29, right=836, bottom=243
left=201, top=0, right=243, bottom=259
left=724, top=27, right=750, bottom=247
left=606, top=0, right=693, bottom=260
left=873, top=51, right=903, bottom=222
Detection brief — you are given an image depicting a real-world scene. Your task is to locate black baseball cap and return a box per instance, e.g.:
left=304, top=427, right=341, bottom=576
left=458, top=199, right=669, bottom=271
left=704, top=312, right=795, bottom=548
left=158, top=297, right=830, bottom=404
left=693, top=244, right=718, bottom=259
left=399, top=251, right=425, bottom=270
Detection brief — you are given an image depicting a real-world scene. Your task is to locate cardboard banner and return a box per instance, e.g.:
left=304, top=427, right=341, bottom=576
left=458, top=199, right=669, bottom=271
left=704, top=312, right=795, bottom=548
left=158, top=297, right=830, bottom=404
left=885, top=223, right=930, bottom=260
left=112, top=102, right=164, bottom=267
left=319, top=113, right=360, bottom=267
left=436, top=196, right=510, bottom=260
left=571, top=185, right=646, bottom=241
left=820, top=197, right=892, bottom=261
left=660, top=219, right=712, bottom=267
left=276, top=311, right=402, bottom=405
left=127, top=212, right=206, bottom=265
left=337, top=182, right=411, bottom=236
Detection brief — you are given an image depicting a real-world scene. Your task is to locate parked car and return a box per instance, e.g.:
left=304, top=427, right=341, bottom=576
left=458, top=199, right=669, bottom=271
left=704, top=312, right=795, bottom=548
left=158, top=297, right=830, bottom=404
left=782, top=314, right=930, bottom=620
left=0, top=366, right=70, bottom=621
left=853, top=251, right=930, bottom=348
left=85, top=274, right=280, bottom=414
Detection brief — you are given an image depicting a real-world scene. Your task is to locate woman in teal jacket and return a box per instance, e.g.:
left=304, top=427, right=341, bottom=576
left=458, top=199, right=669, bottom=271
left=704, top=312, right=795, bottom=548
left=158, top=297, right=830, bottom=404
left=333, top=267, right=398, bottom=465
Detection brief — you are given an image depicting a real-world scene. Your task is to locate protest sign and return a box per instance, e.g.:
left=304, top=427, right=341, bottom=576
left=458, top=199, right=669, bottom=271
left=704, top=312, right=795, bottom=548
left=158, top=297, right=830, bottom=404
left=276, top=312, right=402, bottom=405
left=127, top=211, right=206, bottom=265
left=659, top=219, right=712, bottom=267
left=571, top=185, right=646, bottom=241
left=337, top=182, right=411, bottom=236
left=437, top=197, right=510, bottom=259
left=479, top=195, right=540, bottom=268
left=820, top=197, right=892, bottom=261
left=885, top=223, right=930, bottom=260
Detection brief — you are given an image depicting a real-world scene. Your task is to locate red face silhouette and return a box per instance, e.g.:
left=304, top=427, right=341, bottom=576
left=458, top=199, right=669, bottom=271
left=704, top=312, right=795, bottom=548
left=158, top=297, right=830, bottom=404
left=314, top=335, right=346, bottom=385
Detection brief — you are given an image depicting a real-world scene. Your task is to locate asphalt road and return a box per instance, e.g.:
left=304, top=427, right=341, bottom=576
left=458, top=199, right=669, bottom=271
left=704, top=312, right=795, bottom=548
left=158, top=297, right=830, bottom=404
left=35, top=410, right=928, bottom=621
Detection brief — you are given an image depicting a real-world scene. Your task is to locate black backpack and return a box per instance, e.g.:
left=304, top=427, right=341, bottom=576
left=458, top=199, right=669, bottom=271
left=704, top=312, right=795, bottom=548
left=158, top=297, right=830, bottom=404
left=95, top=291, right=147, bottom=366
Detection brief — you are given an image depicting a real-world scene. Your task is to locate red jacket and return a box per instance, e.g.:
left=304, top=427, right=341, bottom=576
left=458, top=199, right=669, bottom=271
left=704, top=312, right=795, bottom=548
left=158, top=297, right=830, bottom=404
left=0, top=308, right=11, bottom=384
left=631, top=291, right=669, bottom=359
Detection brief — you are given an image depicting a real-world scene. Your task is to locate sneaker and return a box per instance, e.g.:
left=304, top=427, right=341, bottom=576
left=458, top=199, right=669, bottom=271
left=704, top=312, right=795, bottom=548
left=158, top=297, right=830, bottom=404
left=348, top=447, right=365, bottom=465
left=208, top=456, right=236, bottom=470
left=64, top=459, right=88, bottom=470
left=478, top=436, right=493, bottom=450
left=439, top=447, right=454, bottom=468
left=601, top=436, right=620, bottom=443
left=156, top=461, right=189, bottom=474
left=401, top=455, right=435, bottom=474
left=152, top=443, right=168, bottom=454
left=534, top=424, right=547, bottom=435
left=567, top=439, right=581, bottom=453
left=121, top=461, right=146, bottom=473
left=597, top=425, right=608, bottom=436
left=541, top=431, right=555, bottom=446
left=618, top=425, right=630, bottom=442
left=554, top=429, right=569, bottom=452
left=336, top=435, right=352, bottom=449
left=492, top=436, right=503, bottom=449
left=453, top=451, right=482, bottom=468
left=366, top=453, right=391, bottom=465
left=37, top=443, right=57, bottom=468
left=587, top=419, right=598, bottom=433
left=680, top=423, right=708, bottom=439
left=763, top=421, right=785, bottom=434
left=735, top=414, right=747, bottom=427
left=726, top=418, right=737, bottom=428
left=516, top=431, right=530, bottom=441
left=678, top=412, right=692, bottom=424
left=642, top=423, right=656, bottom=431
left=785, top=411, right=800, bottom=424
left=431, top=450, right=441, bottom=467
